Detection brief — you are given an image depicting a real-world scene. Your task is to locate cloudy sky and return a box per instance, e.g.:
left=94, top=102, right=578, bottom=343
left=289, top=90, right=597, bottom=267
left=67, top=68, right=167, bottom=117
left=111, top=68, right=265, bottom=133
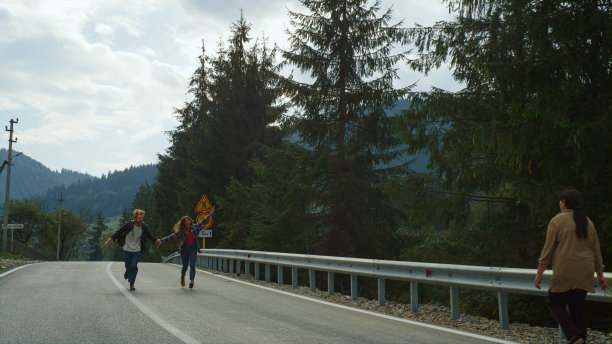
left=0, top=0, right=460, bottom=178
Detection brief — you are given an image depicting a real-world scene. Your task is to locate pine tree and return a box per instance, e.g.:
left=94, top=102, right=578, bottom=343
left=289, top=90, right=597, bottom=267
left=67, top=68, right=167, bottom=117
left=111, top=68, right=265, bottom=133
left=270, top=0, right=412, bottom=258
left=153, top=14, right=283, bottom=248
left=88, top=212, right=106, bottom=261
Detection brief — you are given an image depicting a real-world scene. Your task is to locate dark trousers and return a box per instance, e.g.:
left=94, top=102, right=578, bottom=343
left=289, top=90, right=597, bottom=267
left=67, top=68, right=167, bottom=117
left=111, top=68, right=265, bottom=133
left=547, top=289, right=587, bottom=341
left=181, top=244, right=198, bottom=281
left=124, top=251, right=142, bottom=284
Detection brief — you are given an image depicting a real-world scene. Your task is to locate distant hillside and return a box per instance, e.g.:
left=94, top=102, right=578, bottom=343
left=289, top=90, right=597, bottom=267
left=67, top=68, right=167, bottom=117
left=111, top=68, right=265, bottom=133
left=0, top=149, right=158, bottom=218
left=0, top=148, right=94, bottom=201
left=39, top=164, right=158, bottom=218
left=286, top=99, right=430, bottom=173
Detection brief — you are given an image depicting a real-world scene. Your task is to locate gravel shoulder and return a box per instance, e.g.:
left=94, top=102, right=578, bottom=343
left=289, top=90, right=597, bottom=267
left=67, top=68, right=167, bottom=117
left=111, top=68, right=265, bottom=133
left=0, top=258, right=42, bottom=274
left=219, top=270, right=611, bottom=344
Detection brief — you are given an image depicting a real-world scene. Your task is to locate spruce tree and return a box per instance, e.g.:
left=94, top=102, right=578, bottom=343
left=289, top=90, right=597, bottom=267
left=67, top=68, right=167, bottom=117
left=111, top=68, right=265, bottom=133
left=153, top=14, right=283, bottom=248
left=271, top=0, right=412, bottom=258
left=88, top=212, right=106, bottom=261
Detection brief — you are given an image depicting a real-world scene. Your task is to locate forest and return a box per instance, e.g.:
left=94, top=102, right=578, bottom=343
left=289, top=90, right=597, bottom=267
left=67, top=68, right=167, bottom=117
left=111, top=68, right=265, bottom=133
left=127, top=0, right=611, bottom=330
left=128, top=0, right=612, bottom=328
left=6, top=0, right=611, bottom=331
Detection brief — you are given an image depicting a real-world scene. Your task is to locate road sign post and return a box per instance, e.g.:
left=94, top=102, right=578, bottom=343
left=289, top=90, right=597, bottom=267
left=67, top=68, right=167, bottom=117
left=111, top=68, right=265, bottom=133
left=194, top=194, right=214, bottom=248
left=1, top=224, right=24, bottom=229
left=2, top=224, right=23, bottom=252
left=198, top=229, right=212, bottom=249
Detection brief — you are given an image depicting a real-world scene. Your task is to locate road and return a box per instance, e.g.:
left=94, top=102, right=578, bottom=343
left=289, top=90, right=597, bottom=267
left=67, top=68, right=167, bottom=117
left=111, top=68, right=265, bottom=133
left=0, top=261, right=514, bottom=344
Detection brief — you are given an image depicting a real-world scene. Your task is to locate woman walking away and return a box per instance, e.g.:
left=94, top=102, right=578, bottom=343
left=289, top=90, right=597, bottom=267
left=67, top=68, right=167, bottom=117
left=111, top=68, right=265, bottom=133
left=159, top=209, right=214, bottom=289
left=534, top=188, right=608, bottom=344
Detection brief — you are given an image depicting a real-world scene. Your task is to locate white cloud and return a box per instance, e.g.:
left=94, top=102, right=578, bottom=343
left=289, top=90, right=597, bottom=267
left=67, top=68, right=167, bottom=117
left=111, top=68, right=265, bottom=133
left=94, top=23, right=114, bottom=36
left=0, top=0, right=457, bottom=177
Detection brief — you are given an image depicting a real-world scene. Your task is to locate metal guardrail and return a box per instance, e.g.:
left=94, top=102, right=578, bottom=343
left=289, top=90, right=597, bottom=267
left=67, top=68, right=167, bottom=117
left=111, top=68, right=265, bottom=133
left=162, top=249, right=611, bottom=331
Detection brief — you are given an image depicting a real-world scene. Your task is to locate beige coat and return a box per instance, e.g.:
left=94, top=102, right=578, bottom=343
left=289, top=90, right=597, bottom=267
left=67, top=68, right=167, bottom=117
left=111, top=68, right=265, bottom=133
left=539, top=210, right=604, bottom=293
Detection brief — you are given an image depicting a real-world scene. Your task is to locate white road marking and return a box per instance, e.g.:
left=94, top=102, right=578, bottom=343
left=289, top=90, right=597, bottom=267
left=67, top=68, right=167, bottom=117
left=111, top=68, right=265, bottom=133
left=105, top=262, right=200, bottom=344
left=181, top=263, right=518, bottom=344
left=0, top=263, right=34, bottom=278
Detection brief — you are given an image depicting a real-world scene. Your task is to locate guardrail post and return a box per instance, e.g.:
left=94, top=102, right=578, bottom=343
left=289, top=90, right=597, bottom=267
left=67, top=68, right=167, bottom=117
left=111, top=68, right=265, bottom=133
left=229, top=259, right=234, bottom=274
left=450, top=286, right=460, bottom=320
left=497, top=291, right=509, bottom=330
left=351, top=274, right=358, bottom=301
left=378, top=278, right=386, bottom=306
left=222, top=259, right=227, bottom=273
left=265, top=264, right=271, bottom=283
left=328, top=272, right=334, bottom=296
left=235, top=260, right=241, bottom=277
left=277, top=266, right=283, bottom=286
left=255, top=262, right=260, bottom=280
left=309, top=269, right=316, bottom=292
left=292, top=267, right=298, bottom=289
left=410, top=281, right=419, bottom=313
left=245, top=261, right=251, bottom=280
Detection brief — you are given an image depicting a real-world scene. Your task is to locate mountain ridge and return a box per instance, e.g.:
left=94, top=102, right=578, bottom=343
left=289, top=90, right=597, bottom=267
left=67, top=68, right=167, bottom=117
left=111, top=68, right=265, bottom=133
left=0, top=148, right=157, bottom=218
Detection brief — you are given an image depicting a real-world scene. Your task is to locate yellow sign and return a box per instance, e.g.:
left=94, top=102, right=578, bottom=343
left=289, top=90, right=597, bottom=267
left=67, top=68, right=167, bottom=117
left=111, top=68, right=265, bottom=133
left=196, top=211, right=213, bottom=229
left=195, top=194, right=213, bottom=212
left=195, top=194, right=214, bottom=231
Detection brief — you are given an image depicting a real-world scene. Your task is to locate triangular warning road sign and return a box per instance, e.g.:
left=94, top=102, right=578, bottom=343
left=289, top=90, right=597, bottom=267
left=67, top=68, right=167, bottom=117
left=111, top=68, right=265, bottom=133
left=195, top=194, right=213, bottom=212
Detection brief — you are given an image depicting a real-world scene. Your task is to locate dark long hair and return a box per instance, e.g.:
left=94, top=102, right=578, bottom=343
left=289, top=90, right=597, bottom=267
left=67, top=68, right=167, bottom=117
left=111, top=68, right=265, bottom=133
left=559, top=188, right=588, bottom=239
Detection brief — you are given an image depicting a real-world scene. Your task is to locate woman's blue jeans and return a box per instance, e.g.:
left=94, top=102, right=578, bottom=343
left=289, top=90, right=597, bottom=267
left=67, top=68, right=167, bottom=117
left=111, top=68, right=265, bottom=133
left=124, top=250, right=141, bottom=284
left=181, top=244, right=198, bottom=281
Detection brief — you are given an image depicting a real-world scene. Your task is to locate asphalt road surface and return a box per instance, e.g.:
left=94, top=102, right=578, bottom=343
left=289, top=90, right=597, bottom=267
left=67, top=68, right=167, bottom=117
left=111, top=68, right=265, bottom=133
left=0, top=261, right=514, bottom=344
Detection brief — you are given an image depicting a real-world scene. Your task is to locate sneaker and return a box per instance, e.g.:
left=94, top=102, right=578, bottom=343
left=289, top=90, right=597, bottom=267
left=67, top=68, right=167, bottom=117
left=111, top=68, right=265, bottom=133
left=124, top=270, right=129, bottom=279
left=189, top=281, right=194, bottom=289
left=181, top=277, right=185, bottom=287
left=129, top=283, right=136, bottom=291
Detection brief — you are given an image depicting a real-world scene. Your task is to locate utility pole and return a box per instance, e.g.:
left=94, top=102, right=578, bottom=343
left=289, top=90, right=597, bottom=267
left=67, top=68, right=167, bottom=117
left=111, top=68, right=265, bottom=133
left=2, top=118, right=18, bottom=252
left=57, top=192, right=63, bottom=260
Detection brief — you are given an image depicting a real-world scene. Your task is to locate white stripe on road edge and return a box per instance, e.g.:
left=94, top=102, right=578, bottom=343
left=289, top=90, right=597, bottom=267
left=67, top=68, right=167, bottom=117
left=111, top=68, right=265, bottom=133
left=105, top=263, right=200, bottom=344
left=0, top=263, right=35, bottom=278
left=177, top=263, right=518, bottom=344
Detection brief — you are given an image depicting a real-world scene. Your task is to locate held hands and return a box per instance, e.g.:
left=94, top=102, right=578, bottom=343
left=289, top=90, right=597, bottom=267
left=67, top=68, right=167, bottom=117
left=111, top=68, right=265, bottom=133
left=156, top=239, right=164, bottom=247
